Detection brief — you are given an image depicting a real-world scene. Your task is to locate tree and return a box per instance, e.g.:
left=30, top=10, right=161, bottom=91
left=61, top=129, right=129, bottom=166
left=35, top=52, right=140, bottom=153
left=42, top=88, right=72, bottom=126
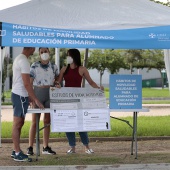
left=151, top=0, right=170, bottom=7
left=87, top=49, right=126, bottom=86
left=87, top=49, right=107, bottom=86
left=1, top=55, right=13, bottom=102
left=49, top=48, right=68, bottom=69
left=106, top=49, right=127, bottom=74
left=142, top=49, right=165, bottom=88
left=28, top=52, right=39, bottom=65
left=123, top=49, right=143, bottom=74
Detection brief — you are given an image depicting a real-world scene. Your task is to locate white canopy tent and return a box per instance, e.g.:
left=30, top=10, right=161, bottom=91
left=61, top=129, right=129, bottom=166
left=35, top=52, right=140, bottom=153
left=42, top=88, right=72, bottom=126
left=0, top=0, right=170, bottom=30
left=1, top=0, right=170, bottom=49
left=1, top=0, right=170, bottom=144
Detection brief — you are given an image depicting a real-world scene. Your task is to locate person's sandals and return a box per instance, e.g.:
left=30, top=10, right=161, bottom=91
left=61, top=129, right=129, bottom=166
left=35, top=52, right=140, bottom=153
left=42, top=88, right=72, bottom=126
left=85, top=149, right=94, bottom=154
left=67, top=149, right=76, bottom=154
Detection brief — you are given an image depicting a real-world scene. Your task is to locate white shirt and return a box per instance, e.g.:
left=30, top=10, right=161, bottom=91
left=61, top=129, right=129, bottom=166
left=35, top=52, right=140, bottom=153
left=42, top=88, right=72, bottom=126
left=12, top=54, right=30, bottom=97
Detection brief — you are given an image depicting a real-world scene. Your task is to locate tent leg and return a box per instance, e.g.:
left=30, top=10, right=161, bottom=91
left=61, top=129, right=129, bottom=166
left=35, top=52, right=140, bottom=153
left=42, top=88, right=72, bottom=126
left=164, top=49, right=170, bottom=92
left=0, top=46, right=4, bottom=147
left=55, top=48, right=60, bottom=69
left=82, top=48, right=88, bottom=87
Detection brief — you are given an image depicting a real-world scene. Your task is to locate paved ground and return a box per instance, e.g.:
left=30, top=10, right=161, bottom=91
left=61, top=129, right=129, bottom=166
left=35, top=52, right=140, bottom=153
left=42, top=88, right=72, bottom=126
left=1, top=104, right=170, bottom=170
left=1, top=104, right=170, bottom=122
left=1, top=140, right=170, bottom=169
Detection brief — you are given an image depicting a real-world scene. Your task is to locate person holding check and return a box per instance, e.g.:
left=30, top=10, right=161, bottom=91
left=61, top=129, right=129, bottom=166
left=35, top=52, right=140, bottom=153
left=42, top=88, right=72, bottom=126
left=56, top=48, right=104, bottom=154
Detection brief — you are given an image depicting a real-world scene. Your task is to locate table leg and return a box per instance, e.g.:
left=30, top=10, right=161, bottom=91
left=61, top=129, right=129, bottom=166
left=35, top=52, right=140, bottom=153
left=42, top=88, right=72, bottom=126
left=131, top=112, right=138, bottom=159
left=131, top=112, right=135, bottom=155
left=134, top=112, right=138, bottom=159
left=36, top=113, right=40, bottom=161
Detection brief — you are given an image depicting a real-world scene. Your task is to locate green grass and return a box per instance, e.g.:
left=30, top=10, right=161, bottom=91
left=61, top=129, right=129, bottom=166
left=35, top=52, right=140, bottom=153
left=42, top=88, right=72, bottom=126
left=142, top=88, right=170, bottom=98
left=3, top=89, right=11, bottom=98
left=104, top=87, right=170, bottom=98
left=4, top=88, right=170, bottom=100
left=2, top=88, right=170, bottom=104
left=2, top=116, right=170, bottom=138
left=1, top=88, right=170, bottom=138
left=143, top=100, right=170, bottom=104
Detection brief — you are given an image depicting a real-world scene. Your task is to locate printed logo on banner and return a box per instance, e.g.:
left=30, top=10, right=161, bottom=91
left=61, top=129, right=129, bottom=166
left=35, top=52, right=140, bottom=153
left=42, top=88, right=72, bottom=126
left=0, top=30, right=6, bottom=36
left=109, top=74, right=142, bottom=109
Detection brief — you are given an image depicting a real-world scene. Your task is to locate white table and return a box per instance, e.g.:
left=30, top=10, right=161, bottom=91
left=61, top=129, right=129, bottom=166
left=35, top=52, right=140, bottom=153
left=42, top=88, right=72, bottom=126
left=27, top=107, right=149, bottom=160
left=110, top=108, right=149, bottom=159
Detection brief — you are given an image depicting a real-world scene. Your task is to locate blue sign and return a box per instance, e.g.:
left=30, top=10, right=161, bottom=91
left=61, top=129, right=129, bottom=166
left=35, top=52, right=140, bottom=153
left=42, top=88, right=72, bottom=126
left=1, top=21, right=170, bottom=49
left=109, top=75, right=142, bottom=109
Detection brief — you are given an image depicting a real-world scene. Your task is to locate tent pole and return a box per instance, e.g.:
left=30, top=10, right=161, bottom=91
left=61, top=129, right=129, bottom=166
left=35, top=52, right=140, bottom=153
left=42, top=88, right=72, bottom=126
left=0, top=46, right=4, bottom=147
left=163, top=49, right=170, bottom=92
left=55, top=48, right=60, bottom=70
left=82, top=48, right=88, bottom=87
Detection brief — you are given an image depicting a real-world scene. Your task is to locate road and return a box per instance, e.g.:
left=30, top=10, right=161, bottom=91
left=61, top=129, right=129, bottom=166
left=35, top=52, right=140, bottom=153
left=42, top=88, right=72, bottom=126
left=1, top=104, right=170, bottom=122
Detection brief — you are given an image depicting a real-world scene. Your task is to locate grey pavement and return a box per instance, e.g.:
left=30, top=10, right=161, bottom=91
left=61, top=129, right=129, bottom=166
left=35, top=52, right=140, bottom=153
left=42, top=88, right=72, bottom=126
left=1, top=164, right=170, bottom=170
left=1, top=104, right=170, bottom=170
left=1, top=104, right=170, bottom=122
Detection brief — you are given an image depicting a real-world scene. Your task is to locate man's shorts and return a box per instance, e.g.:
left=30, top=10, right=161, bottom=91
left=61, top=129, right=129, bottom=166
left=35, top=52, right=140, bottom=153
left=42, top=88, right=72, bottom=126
left=11, top=92, right=29, bottom=117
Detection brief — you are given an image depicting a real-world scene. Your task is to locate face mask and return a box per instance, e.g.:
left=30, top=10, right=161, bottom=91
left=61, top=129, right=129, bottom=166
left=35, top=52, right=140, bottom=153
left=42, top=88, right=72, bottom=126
left=66, top=56, right=73, bottom=64
left=41, top=53, right=49, bottom=60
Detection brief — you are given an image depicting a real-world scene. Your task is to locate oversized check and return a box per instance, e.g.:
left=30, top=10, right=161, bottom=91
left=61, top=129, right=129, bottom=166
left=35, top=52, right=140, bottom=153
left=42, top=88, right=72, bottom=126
left=49, top=87, right=110, bottom=132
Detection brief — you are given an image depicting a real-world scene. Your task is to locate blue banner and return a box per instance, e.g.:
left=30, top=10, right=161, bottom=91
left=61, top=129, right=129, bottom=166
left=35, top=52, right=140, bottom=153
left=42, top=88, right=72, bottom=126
left=109, top=75, right=142, bottom=109
left=1, top=22, right=170, bottom=48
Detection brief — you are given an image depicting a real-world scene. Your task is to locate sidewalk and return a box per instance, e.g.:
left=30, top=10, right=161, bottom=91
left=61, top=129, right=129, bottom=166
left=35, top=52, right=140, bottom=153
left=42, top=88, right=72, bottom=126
left=0, top=164, right=170, bottom=170
left=1, top=140, right=170, bottom=169
left=1, top=104, right=170, bottom=122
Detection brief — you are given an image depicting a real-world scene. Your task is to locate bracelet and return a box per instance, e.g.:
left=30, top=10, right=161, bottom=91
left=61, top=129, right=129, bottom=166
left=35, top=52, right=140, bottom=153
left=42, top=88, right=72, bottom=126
left=55, top=81, right=60, bottom=85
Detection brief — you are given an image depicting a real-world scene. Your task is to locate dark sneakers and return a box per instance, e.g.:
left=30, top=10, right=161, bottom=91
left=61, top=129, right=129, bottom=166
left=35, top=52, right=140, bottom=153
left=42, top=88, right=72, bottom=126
left=11, top=150, right=24, bottom=158
left=27, top=146, right=34, bottom=155
left=11, top=150, right=15, bottom=158
left=42, top=146, right=56, bottom=155
left=13, top=152, right=32, bottom=162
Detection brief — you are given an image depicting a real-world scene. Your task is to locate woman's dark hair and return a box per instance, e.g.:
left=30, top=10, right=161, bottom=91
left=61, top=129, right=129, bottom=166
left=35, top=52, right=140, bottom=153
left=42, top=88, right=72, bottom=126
left=39, top=47, right=49, bottom=52
left=67, top=49, right=81, bottom=66
left=64, top=49, right=81, bottom=75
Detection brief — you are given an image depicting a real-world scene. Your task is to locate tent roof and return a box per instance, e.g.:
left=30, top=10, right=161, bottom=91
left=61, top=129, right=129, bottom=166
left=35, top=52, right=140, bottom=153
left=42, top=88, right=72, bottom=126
left=1, top=0, right=170, bottom=49
left=0, top=0, right=170, bottom=30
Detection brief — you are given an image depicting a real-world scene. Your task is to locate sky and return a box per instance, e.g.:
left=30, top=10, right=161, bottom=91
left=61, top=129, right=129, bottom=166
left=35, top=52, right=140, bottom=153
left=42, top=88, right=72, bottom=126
left=0, top=0, right=31, bottom=10
left=0, top=0, right=168, bottom=10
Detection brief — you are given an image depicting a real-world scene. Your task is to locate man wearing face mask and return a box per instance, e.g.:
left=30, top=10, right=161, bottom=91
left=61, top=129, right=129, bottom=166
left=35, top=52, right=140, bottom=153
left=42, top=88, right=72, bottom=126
left=27, top=47, right=59, bottom=156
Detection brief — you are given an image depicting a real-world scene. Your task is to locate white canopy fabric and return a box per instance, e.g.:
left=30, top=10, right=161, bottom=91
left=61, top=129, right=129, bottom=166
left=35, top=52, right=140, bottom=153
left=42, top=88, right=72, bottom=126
left=1, top=0, right=170, bottom=49
left=0, top=0, right=170, bottom=49
left=0, top=0, right=170, bottom=30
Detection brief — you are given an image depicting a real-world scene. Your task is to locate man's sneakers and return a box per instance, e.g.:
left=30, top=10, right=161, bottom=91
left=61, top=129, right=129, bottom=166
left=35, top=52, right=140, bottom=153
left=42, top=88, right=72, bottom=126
left=13, top=152, right=32, bottom=162
left=11, top=150, right=15, bottom=158
left=27, top=146, right=34, bottom=155
left=42, top=146, right=56, bottom=155
left=11, top=150, right=24, bottom=158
